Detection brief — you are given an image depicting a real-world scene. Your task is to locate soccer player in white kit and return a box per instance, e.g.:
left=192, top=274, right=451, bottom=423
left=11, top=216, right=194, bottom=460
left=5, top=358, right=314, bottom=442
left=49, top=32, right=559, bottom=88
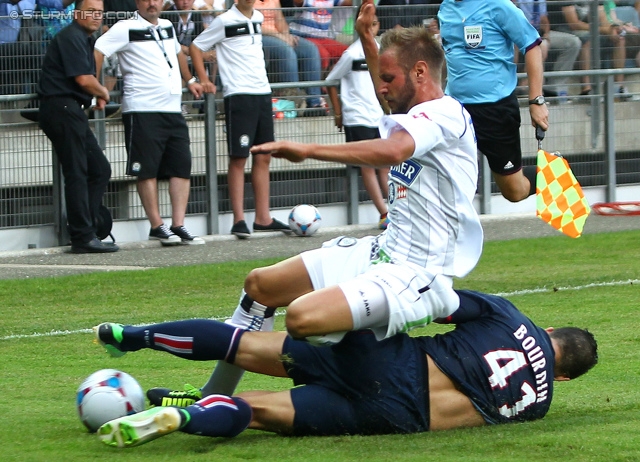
left=148, top=0, right=484, bottom=402
left=247, top=1, right=483, bottom=344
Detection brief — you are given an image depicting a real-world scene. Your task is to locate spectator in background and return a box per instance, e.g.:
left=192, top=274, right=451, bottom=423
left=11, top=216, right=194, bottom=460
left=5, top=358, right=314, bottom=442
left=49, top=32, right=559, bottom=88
left=38, top=0, right=75, bottom=40
left=162, top=0, right=217, bottom=22
left=325, top=10, right=389, bottom=229
left=37, top=0, right=118, bottom=253
left=547, top=1, right=635, bottom=98
left=103, top=0, right=135, bottom=25
left=100, top=0, right=136, bottom=96
left=94, top=0, right=207, bottom=246
left=255, top=0, right=326, bottom=115
left=165, top=0, right=209, bottom=51
left=189, top=0, right=292, bottom=239
left=376, top=0, right=440, bottom=33
left=288, top=0, right=351, bottom=72
left=164, top=0, right=216, bottom=114
left=603, top=0, right=640, bottom=70
left=0, top=0, right=37, bottom=94
left=546, top=2, right=592, bottom=95
left=517, top=0, right=581, bottom=100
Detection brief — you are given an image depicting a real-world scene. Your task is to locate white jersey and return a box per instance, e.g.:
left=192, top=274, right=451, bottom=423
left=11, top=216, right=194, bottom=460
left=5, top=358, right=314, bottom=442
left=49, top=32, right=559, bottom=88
left=379, top=96, right=483, bottom=278
left=192, top=5, right=271, bottom=97
left=325, top=38, right=384, bottom=128
left=95, top=14, right=183, bottom=113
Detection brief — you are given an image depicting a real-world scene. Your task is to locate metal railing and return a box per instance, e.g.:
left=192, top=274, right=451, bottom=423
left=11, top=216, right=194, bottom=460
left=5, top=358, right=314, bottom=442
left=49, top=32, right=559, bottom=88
left=1, top=2, right=640, bottom=250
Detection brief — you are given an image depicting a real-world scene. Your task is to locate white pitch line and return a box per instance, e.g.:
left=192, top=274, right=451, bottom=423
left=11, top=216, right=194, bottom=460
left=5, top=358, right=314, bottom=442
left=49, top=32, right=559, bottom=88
left=2, top=279, right=638, bottom=341
left=493, top=279, right=639, bottom=297
left=0, top=264, right=154, bottom=271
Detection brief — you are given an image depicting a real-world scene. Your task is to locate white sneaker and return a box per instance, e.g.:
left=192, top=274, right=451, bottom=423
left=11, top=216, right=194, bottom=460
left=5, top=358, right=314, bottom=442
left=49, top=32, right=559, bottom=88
left=98, top=407, right=182, bottom=448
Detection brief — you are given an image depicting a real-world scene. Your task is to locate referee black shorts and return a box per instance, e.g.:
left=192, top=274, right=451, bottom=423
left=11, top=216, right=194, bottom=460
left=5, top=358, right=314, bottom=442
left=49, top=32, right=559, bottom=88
left=463, top=92, right=522, bottom=176
left=224, top=94, right=274, bottom=159
left=123, top=112, right=192, bottom=180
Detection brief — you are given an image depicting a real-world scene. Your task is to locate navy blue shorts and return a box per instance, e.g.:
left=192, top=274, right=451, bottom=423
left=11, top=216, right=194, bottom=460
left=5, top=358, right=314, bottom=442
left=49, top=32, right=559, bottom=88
left=283, top=330, right=430, bottom=436
left=463, top=92, right=522, bottom=176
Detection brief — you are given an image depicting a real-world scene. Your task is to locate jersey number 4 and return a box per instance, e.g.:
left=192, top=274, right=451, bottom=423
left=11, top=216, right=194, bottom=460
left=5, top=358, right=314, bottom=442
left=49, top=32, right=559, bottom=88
left=485, top=350, right=536, bottom=418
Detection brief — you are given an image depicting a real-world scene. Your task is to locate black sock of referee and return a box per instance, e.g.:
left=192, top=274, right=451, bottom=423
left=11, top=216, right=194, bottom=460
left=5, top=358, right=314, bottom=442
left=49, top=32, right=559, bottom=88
left=523, top=165, right=537, bottom=197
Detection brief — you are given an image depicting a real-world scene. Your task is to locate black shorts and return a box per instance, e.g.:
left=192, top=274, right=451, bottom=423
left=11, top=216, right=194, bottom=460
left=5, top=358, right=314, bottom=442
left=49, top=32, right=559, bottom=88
left=224, top=94, right=274, bottom=158
left=464, top=92, right=522, bottom=176
left=283, top=330, right=430, bottom=436
left=344, top=125, right=380, bottom=142
left=123, top=112, right=191, bottom=180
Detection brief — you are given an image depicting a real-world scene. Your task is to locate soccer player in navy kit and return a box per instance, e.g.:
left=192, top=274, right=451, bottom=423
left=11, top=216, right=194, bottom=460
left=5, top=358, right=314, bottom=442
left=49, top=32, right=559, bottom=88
left=94, top=289, right=598, bottom=446
left=438, top=0, right=550, bottom=203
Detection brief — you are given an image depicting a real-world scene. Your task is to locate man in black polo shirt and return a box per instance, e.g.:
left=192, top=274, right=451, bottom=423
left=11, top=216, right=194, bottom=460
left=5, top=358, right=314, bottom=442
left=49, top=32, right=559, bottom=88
left=37, top=0, right=119, bottom=253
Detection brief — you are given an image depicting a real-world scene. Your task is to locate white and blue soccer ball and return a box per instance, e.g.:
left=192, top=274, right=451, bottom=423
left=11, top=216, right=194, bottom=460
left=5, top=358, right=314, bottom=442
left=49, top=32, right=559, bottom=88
left=76, top=369, right=145, bottom=433
left=288, top=204, right=322, bottom=237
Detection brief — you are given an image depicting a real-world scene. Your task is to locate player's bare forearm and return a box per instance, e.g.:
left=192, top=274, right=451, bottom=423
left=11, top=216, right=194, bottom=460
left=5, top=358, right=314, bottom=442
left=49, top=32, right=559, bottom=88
left=356, top=0, right=391, bottom=113
left=250, top=141, right=311, bottom=163
left=251, top=132, right=413, bottom=168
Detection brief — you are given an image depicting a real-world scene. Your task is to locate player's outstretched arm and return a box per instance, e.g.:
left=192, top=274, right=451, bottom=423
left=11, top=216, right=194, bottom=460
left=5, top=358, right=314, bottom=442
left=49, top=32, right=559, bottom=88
left=250, top=141, right=312, bottom=163
left=252, top=130, right=414, bottom=168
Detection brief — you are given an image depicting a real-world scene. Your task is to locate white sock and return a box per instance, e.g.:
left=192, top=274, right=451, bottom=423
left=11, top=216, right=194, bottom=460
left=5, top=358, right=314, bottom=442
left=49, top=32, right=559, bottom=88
left=201, top=290, right=275, bottom=396
left=228, top=290, right=275, bottom=332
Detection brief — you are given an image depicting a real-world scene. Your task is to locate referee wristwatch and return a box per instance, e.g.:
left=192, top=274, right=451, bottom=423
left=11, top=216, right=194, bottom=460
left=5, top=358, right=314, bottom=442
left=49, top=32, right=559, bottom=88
left=528, top=95, right=546, bottom=105
left=187, top=76, right=198, bottom=86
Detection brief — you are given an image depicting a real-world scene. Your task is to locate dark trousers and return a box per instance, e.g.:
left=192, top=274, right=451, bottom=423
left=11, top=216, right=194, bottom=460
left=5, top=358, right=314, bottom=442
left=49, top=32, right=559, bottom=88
left=39, top=97, right=112, bottom=244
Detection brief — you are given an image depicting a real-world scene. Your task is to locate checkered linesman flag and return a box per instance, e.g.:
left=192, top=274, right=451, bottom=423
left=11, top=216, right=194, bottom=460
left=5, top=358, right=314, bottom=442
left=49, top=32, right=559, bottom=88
left=536, top=150, right=591, bottom=238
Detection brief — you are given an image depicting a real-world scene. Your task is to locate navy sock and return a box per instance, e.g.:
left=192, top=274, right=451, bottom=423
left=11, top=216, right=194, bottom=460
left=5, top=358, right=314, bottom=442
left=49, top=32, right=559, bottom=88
left=121, top=319, right=245, bottom=362
left=180, top=395, right=252, bottom=437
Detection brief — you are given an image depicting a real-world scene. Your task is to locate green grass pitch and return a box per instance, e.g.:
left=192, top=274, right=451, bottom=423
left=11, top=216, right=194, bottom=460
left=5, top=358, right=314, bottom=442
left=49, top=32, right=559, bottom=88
left=1, top=230, right=639, bottom=462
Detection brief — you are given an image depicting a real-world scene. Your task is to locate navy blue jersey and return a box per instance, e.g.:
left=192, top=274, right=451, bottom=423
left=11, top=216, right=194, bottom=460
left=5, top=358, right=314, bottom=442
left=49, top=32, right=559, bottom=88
left=414, top=290, right=555, bottom=424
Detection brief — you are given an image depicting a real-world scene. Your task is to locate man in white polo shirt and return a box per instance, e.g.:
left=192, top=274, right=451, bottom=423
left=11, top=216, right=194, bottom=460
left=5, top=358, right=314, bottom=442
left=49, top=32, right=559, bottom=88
left=188, top=0, right=291, bottom=239
left=94, top=0, right=206, bottom=246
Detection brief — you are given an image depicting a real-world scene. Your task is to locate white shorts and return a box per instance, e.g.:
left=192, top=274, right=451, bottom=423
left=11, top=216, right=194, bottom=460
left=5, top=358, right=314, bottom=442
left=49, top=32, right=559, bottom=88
left=300, top=235, right=460, bottom=340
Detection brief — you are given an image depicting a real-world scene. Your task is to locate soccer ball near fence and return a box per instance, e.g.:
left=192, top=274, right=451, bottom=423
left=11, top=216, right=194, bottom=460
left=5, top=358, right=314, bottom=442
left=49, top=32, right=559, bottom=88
left=288, top=204, right=322, bottom=237
left=76, top=369, right=145, bottom=432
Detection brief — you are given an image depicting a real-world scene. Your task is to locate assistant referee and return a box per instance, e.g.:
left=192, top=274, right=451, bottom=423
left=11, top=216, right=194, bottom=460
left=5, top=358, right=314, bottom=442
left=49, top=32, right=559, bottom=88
left=37, top=0, right=118, bottom=253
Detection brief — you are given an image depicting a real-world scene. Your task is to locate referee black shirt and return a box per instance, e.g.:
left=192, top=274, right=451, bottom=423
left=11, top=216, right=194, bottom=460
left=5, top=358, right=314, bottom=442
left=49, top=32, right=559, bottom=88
left=37, top=21, right=97, bottom=107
